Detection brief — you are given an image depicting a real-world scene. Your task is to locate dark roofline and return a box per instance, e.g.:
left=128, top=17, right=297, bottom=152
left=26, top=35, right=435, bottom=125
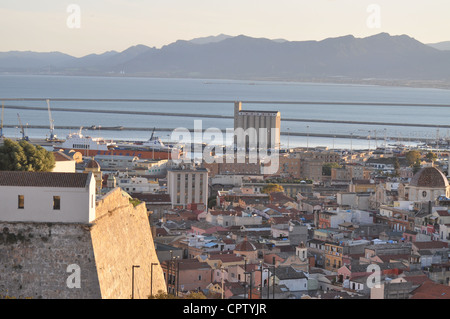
left=0, top=171, right=92, bottom=189
left=238, top=110, right=279, bottom=114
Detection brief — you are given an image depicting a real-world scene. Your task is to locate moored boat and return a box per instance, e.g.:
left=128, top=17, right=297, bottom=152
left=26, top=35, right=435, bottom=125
left=54, top=127, right=181, bottom=160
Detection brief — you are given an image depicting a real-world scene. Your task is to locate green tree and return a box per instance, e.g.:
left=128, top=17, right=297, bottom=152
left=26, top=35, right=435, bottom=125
left=426, top=151, right=437, bottom=162
left=322, top=162, right=341, bottom=176
left=208, top=196, right=217, bottom=209
left=262, top=183, right=284, bottom=194
left=0, top=138, right=55, bottom=172
left=393, top=157, right=400, bottom=177
left=405, top=150, right=421, bottom=167
left=413, top=158, right=422, bottom=174
left=148, top=290, right=207, bottom=299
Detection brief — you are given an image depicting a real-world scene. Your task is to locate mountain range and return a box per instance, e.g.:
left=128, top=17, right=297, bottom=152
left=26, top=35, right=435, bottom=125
left=2, top=33, right=450, bottom=87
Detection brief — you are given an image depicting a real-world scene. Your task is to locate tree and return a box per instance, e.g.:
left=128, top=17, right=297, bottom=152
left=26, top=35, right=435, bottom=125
left=426, top=151, right=437, bottom=162
left=0, top=138, right=55, bottom=171
left=148, top=290, right=207, bottom=299
left=413, top=158, right=422, bottom=174
left=322, top=162, right=341, bottom=176
left=405, top=150, right=421, bottom=167
left=393, top=157, right=400, bottom=177
left=262, top=183, right=284, bottom=194
left=208, top=196, right=217, bottom=209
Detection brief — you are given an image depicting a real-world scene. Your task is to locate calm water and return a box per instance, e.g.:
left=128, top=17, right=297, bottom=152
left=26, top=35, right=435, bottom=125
left=1, top=74, right=450, bottom=149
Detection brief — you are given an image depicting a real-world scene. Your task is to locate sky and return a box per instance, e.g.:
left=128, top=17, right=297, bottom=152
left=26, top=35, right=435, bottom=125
left=0, top=0, right=449, bottom=57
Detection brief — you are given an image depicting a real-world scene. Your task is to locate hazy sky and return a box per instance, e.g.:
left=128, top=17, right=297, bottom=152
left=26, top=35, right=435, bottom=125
left=1, top=0, right=449, bottom=57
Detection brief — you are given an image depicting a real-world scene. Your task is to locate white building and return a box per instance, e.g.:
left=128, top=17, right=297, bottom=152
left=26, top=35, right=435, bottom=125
left=116, top=175, right=160, bottom=193
left=0, top=171, right=96, bottom=223
left=167, top=164, right=209, bottom=209
left=406, top=166, right=450, bottom=202
left=275, top=266, right=308, bottom=292
left=326, top=209, right=373, bottom=228
left=93, top=155, right=139, bottom=170
left=52, top=151, right=76, bottom=173
left=205, top=209, right=263, bottom=227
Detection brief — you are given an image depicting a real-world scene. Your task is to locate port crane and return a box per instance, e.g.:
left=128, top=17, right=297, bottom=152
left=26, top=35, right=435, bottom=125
left=0, top=101, right=4, bottom=138
left=46, top=99, right=59, bottom=142
left=17, top=113, right=29, bottom=141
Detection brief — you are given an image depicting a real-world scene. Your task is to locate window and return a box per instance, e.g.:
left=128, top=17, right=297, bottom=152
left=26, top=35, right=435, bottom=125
left=18, top=195, right=24, bottom=209
left=53, top=196, right=61, bottom=210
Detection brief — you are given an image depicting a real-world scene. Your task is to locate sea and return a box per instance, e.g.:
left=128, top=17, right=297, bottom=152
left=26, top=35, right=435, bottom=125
left=2, top=74, right=450, bottom=150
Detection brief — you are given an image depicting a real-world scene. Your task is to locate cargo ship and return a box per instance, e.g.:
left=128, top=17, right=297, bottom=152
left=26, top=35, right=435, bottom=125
left=54, top=127, right=182, bottom=160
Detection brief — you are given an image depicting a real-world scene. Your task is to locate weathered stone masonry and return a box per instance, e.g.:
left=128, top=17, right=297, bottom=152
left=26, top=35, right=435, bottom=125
left=0, top=187, right=166, bottom=299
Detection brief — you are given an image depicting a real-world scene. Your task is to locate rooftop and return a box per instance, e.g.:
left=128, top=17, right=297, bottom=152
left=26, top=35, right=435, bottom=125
left=409, top=166, right=449, bottom=188
left=0, top=171, right=92, bottom=188
left=53, top=151, right=73, bottom=162
left=411, top=281, right=450, bottom=299
left=275, top=266, right=308, bottom=280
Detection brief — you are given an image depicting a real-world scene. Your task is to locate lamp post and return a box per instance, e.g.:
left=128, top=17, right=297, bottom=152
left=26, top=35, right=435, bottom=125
left=221, top=267, right=225, bottom=300
left=150, top=263, right=158, bottom=297
left=272, top=256, right=276, bottom=299
left=176, top=257, right=180, bottom=297
left=260, top=261, right=263, bottom=299
left=167, top=250, right=173, bottom=291
left=243, top=257, right=248, bottom=298
left=249, top=271, right=253, bottom=299
left=244, top=271, right=251, bottom=299
left=132, top=265, right=140, bottom=299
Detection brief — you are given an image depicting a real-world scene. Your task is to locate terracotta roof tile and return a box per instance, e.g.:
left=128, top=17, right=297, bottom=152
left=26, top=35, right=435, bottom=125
left=53, top=151, right=73, bottom=161
left=410, top=167, right=449, bottom=188
left=411, top=281, right=450, bottom=299
left=0, top=171, right=90, bottom=188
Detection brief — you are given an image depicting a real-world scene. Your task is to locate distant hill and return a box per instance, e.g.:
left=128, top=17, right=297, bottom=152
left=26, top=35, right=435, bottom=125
left=427, top=41, right=450, bottom=51
left=188, top=34, right=233, bottom=44
left=2, top=33, right=450, bottom=86
left=0, top=51, right=75, bottom=71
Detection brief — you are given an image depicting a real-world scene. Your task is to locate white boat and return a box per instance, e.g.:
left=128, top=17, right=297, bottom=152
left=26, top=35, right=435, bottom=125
left=57, top=127, right=116, bottom=152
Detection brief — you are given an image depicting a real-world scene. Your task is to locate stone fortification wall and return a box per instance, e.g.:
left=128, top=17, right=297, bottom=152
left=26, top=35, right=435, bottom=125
left=0, top=222, right=101, bottom=299
left=91, top=188, right=166, bottom=298
left=0, top=188, right=166, bottom=299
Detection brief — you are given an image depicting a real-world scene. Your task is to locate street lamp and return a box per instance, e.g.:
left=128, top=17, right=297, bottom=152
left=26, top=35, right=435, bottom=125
left=259, top=261, right=263, bottom=299
left=221, top=267, right=225, bottom=299
left=132, top=265, right=140, bottom=299
left=244, top=271, right=251, bottom=299
left=175, top=256, right=181, bottom=297
left=167, top=250, right=173, bottom=287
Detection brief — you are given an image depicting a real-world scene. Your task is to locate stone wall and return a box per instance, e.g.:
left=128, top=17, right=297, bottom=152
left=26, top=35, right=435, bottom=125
left=0, top=187, right=166, bottom=299
left=91, top=188, right=166, bottom=298
left=0, top=222, right=101, bottom=299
